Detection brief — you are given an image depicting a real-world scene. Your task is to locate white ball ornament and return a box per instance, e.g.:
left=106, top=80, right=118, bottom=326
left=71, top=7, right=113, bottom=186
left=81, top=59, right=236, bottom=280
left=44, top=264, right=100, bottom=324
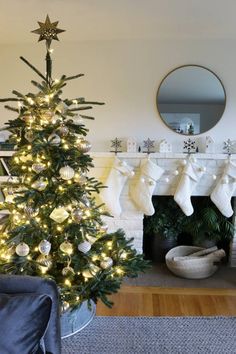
left=212, top=174, right=217, bottom=180
left=38, top=239, right=51, bottom=256
left=140, top=177, right=145, bottom=183
left=48, top=133, right=61, bottom=146
left=174, top=170, right=179, bottom=176
left=16, top=242, right=30, bottom=257
left=148, top=179, right=155, bottom=186
left=60, top=241, right=73, bottom=255
left=165, top=177, right=170, bottom=183
left=78, top=241, right=91, bottom=254
left=77, top=139, right=92, bottom=153
left=59, top=165, right=75, bottom=180
left=100, top=257, right=113, bottom=269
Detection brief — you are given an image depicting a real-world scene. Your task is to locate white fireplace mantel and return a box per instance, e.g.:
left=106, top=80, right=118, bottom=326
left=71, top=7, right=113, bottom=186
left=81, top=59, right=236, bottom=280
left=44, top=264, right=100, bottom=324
left=89, top=152, right=236, bottom=266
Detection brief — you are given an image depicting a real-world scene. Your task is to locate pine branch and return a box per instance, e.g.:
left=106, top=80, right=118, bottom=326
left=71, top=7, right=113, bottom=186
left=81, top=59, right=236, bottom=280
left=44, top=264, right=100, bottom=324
left=79, top=114, right=95, bottom=120
left=12, top=90, right=25, bottom=99
left=0, top=98, right=23, bottom=102
left=20, top=56, right=47, bottom=82
left=80, top=101, right=105, bottom=105
left=69, top=106, right=93, bottom=111
left=31, top=80, right=45, bottom=91
left=4, top=105, right=19, bottom=112
left=64, top=74, right=84, bottom=81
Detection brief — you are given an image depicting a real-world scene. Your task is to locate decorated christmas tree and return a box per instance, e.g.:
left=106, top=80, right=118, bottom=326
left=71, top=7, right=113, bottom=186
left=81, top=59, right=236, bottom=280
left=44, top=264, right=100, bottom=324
left=0, top=16, right=148, bottom=309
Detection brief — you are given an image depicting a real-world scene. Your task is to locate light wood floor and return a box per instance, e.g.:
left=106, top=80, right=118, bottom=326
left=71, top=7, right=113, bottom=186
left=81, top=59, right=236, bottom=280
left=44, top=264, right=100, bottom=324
left=97, top=286, right=236, bottom=316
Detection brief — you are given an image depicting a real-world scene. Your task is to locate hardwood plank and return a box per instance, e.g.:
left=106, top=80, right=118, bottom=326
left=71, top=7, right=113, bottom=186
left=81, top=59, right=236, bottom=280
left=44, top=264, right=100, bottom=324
left=96, top=286, right=236, bottom=317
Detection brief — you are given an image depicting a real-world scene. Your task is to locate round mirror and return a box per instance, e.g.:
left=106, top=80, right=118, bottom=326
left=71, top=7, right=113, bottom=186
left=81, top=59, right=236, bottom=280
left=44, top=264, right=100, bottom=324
left=156, top=65, right=226, bottom=135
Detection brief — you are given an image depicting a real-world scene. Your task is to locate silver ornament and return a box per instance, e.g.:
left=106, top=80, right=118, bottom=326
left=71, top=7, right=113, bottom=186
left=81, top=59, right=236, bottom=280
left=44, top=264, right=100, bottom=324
left=24, top=206, right=39, bottom=217
left=81, top=196, right=90, bottom=207
left=59, top=165, right=75, bottom=180
left=32, top=179, right=48, bottom=191
left=77, top=241, right=91, bottom=254
left=50, top=207, right=69, bottom=223
left=100, top=224, right=108, bottom=233
left=32, top=163, right=46, bottom=174
left=57, top=125, right=69, bottom=136
left=25, top=131, right=34, bottom=142
left=72, top=209, right=83, bottom=223
left=61, top=301, right=70, bottom=312
left=38, top=239, right=51, bottom=256
left=77, top=139, right=91, bottom=153
left=62, top=266, right=74, bottom=276
left=100, top=257, right=113, bottom=269
left=60, top=241, right=73, bottom=255
left=48, top=133, right=61, bottom=146
left=37, top=254, right=52, bottom=268
left=15, top=242, right=30, bottom=257
left=74, top=174, right=87, bottom=184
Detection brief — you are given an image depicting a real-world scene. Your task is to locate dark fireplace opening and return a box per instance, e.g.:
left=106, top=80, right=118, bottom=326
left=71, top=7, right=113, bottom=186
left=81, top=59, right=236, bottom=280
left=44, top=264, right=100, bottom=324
left=143, top=196, right=234, bottom=264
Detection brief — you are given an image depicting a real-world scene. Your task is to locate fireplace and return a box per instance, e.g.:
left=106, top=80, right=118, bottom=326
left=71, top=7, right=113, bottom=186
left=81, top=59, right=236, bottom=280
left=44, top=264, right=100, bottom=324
left=143, top=196, right=233, bottom=263
left=90, top=152, right=236, bottom=266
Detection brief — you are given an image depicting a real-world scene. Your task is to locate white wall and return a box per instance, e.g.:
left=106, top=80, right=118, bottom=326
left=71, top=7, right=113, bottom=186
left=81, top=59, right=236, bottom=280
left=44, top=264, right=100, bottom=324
left=0, top=38, right=235, bottom=152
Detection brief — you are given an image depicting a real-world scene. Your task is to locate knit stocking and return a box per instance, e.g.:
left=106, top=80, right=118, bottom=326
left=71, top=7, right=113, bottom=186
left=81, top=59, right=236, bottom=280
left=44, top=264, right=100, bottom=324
left=129, top=158, right=164, bottom=215
left=99, top=157, right=134, bottom=217
left=174, top=160, right=205, bottom=216
left=210, top=160, right=236, bottom=217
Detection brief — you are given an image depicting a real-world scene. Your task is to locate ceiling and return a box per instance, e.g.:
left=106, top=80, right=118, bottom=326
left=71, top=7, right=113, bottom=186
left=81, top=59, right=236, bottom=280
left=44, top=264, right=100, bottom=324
left=0, top=0, right=236, bottom=44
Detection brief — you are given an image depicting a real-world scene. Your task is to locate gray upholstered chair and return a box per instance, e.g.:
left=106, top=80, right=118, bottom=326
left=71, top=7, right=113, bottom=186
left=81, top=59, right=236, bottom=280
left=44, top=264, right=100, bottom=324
left=0, top=274, right=61, bottom=354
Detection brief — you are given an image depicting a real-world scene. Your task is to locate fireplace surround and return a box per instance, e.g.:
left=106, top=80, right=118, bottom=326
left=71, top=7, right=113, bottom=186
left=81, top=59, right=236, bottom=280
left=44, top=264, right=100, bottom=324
left=89, top=152, right=236, bottom=266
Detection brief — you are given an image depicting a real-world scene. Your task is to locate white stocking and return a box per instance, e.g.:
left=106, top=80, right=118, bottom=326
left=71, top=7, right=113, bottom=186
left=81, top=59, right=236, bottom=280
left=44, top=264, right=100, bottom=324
left=210, top=160, right=236, bottom=218
left=174, top=160, right=205, bottom=216
left=99, top=157, right=134, bottom=217
left=129, top=158, right=164, bottom=216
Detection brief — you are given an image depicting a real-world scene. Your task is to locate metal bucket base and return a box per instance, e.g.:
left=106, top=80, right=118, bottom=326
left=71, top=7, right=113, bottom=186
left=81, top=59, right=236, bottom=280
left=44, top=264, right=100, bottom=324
left=61, top=300, right=96, bottom=339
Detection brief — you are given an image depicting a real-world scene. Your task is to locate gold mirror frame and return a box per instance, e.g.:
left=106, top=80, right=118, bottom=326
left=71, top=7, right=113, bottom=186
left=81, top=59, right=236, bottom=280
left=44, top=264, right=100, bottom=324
left=156, top=64, right=226, bottom=136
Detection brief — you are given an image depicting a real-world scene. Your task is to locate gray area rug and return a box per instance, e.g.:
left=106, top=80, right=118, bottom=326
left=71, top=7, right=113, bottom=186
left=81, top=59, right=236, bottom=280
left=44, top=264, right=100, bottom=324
left=62, top=316, right=236, bottom=354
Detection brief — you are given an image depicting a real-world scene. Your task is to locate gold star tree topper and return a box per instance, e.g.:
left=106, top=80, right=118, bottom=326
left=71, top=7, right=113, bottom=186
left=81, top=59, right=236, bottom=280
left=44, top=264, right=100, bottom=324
left=31, top=15, right=65, bottom=49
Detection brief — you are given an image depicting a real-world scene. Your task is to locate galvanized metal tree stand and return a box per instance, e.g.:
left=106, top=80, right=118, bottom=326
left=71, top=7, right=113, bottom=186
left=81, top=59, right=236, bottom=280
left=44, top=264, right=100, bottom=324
left=61, top=301, right=96, bottom=338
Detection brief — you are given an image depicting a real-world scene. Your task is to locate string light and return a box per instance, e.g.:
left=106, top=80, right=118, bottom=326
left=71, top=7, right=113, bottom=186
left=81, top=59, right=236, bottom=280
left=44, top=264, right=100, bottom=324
left=64, top=279, right=71, bottom=287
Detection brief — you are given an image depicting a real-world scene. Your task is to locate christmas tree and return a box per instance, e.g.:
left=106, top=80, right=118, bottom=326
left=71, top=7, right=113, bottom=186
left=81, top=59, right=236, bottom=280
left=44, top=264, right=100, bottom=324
left=0, top=16, right=148, bottom=309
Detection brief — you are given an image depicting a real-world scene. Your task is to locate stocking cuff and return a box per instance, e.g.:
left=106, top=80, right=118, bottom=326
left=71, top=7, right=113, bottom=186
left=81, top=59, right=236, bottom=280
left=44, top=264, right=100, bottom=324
left=225, top=160, right=236, bottom=179
left=183, top=161, right=204, bottom=181
left=141, top=158, right=164, bottom=181
left=113, top=158, right=133, bottom=176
